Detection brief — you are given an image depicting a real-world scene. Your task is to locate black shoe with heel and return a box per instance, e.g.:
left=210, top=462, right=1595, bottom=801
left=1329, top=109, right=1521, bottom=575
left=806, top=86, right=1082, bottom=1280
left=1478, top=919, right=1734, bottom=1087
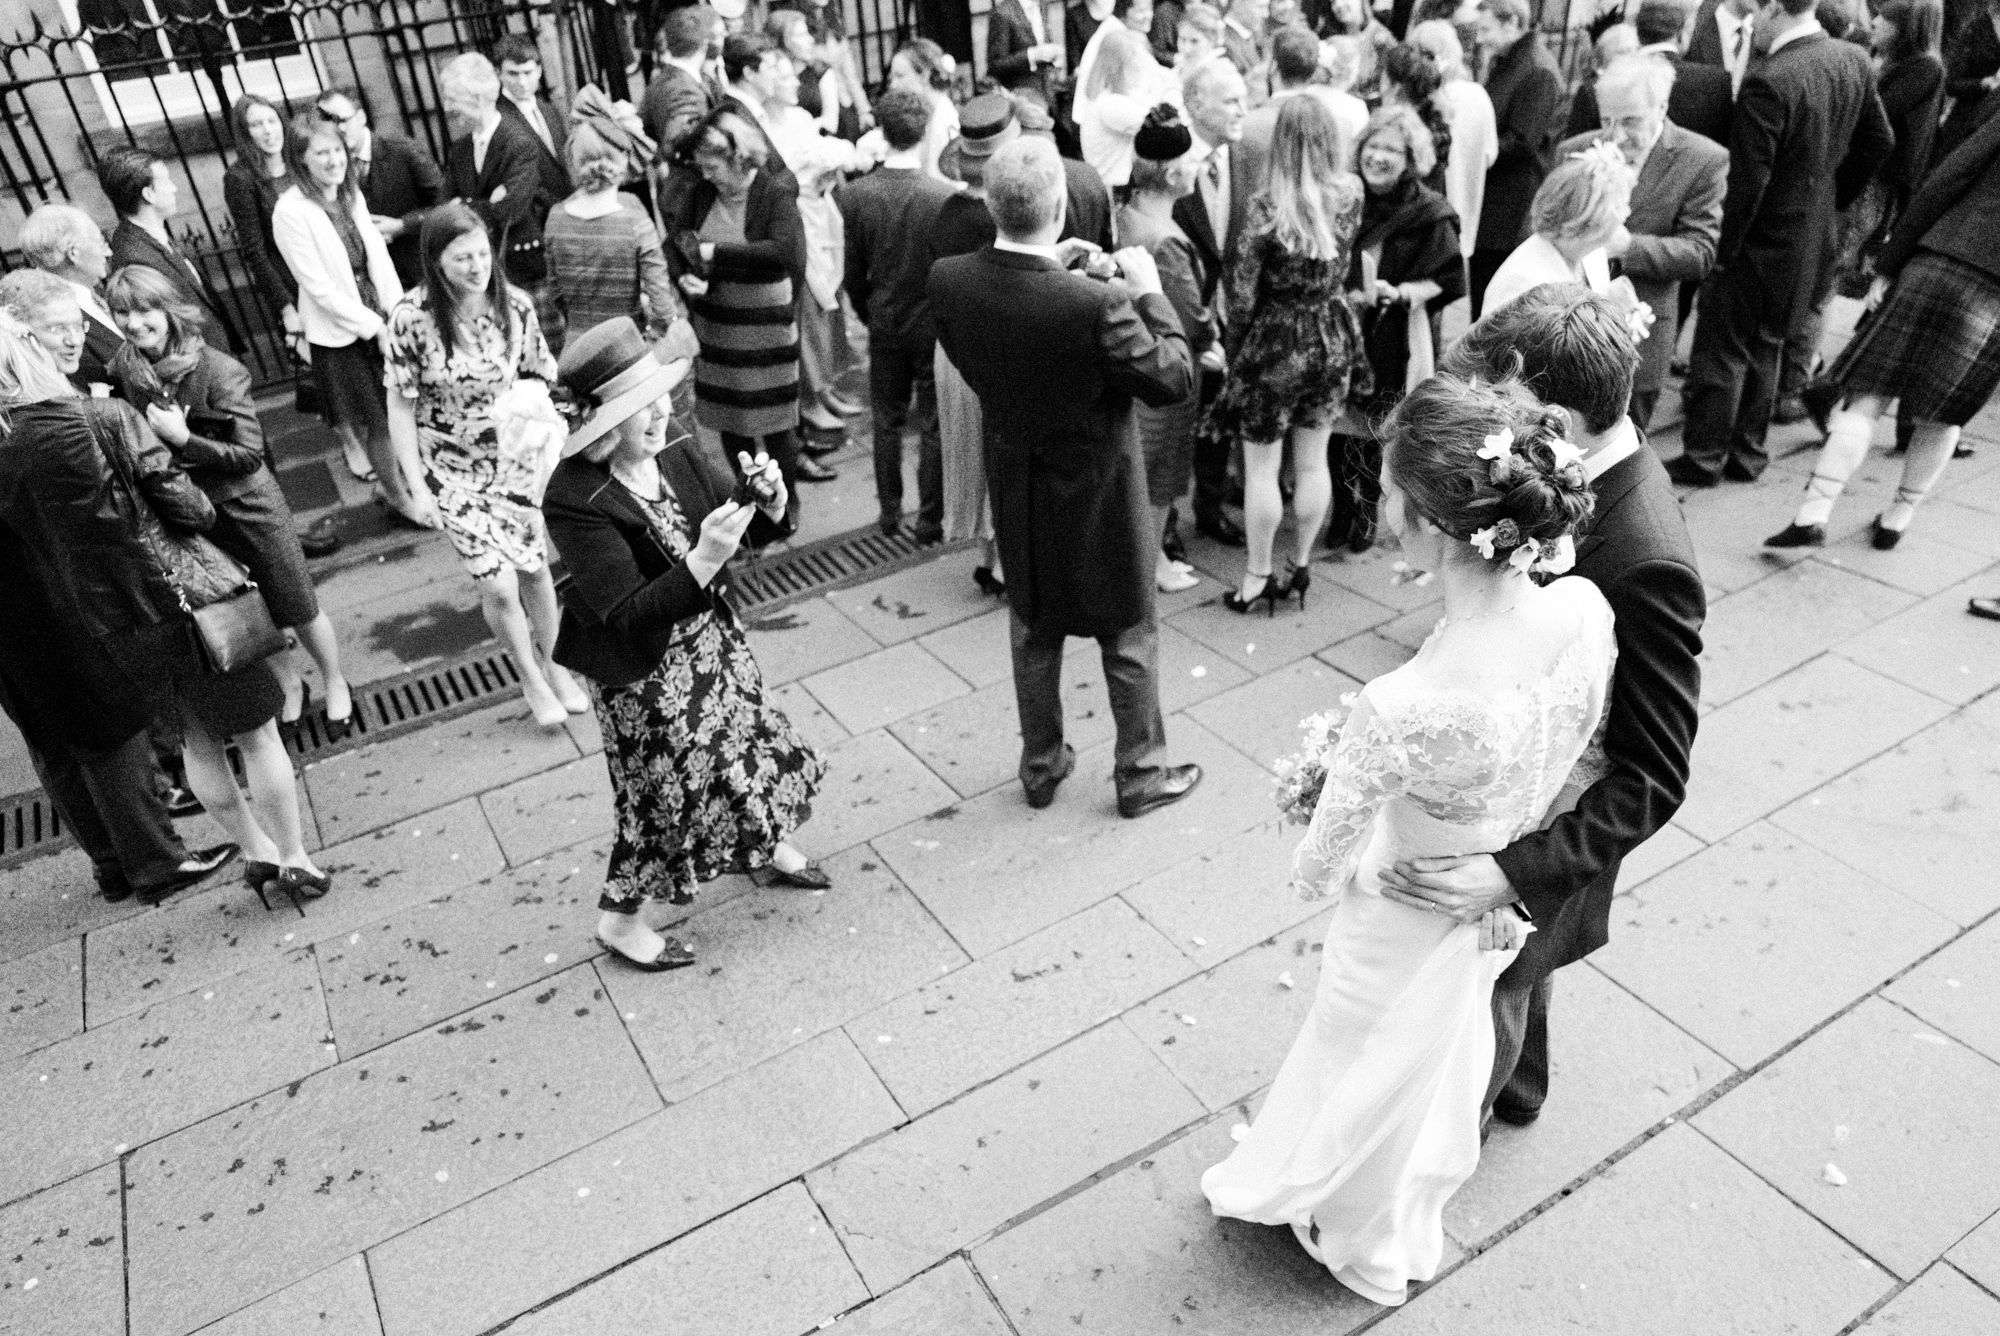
left=1285, top=564, right=1310, bottom=609
left=1871, top=516, right=1905, bottom=550
left=972, top=566, right=1006, bottom=597
left=1224, top=572, right=1280, bottom=616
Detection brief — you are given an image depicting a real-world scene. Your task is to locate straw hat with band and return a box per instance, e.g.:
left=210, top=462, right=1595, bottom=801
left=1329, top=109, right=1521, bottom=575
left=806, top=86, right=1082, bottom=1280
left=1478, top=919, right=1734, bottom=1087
left=557, top=317, right=693, bottom=459
left=941, top=92, right=1021, bottom=186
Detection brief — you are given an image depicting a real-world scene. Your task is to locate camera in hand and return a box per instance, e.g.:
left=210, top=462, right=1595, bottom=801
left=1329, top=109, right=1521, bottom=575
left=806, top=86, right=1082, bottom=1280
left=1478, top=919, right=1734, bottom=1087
left=731, top=470, right=780, bottom=510
left=1076, top=252, right=1119, bottom=282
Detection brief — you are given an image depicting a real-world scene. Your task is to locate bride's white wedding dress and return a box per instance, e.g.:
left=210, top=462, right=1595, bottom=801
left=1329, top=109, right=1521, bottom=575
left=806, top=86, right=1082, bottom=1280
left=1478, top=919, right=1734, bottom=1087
left=1202, top=576, right=1616, bottom=1306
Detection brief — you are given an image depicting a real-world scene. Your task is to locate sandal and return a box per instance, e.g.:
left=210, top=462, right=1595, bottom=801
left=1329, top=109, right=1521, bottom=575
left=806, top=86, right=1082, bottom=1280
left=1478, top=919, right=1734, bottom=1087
left=751, top=861, right=832, bottom=890
left=595, top=933, right=697, bottom=972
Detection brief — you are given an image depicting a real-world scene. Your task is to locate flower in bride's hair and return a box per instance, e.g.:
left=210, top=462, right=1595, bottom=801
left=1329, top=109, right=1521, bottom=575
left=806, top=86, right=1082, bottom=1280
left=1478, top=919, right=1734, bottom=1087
left=1547, top=435, right=1587, bottom=472
left=1477, top=428, right=1515, bottom=463
left=1531, top=534, right=1577, bottom=576
left=1490, top=518, right=1521, bottom=549
left=1469, top=525, right=1499, bottom=560
left=1508, top=539, right=1540, bottom=573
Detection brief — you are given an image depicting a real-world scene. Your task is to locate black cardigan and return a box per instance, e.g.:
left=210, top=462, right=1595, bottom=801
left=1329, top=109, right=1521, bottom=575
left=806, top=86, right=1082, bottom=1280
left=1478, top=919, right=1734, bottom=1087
left=656, top=163, right=809, bottom=295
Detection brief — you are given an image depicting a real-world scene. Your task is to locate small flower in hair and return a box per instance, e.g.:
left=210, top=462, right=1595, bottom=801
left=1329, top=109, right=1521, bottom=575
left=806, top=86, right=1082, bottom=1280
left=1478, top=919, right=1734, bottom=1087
left=1547, top=435, right=1587, bottom=472
left=1491, top=518, right=1521, bottom=549
left=1508, top=540, right=1541, bottom=574
left=1531, top=534, right=1577, bottom=576
left=1469, top=526, right=1499, bottom=560
left=1477, top=428, right=1515, bottom=463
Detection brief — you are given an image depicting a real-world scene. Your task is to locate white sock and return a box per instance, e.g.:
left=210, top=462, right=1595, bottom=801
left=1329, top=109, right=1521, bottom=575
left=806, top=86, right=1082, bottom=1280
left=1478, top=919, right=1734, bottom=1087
left=1882, top=425, right=1959, bottom=531
left=1796, top=408, right=1873, bottom=526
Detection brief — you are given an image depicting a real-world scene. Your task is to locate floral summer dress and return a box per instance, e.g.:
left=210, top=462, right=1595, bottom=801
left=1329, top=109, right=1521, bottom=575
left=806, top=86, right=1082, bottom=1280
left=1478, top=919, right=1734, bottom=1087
left=384, top=286, right=558, bottom=579
left=1205, top=187, right=1369, bottom=445
left=591, top=479, right=826, bottom=909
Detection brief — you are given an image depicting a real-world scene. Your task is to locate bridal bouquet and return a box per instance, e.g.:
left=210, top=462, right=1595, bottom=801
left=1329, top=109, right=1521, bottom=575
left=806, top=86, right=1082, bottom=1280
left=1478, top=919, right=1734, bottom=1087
left=1273, top=696, right=1356, bottom=826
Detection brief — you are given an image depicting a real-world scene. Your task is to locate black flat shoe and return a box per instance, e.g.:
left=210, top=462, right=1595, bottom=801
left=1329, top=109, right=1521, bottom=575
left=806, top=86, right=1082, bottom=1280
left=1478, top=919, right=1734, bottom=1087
left=1870, top=516, right=1906, bottom=550
left=795, top=457, right=839, bottom=483
left=752, top=861, right=833, bottom=890
left=1023, top=744, right=1076, bottom=810
left=1764, top=522, right=1826, bottom=549
left=596, top=933, right=697, bottom=971
left=1117, top=763, right=1202, bottom=819
left=1196, top=512, right=1246, bottom=547
left=1664, top=456, right=1720, bottom=488
left=1968, top=596, right=2000, bottom=622
left=973, top=565, right=1006, bottom=597
left=1722, top=458, right=1764, bottom=483
left=297, top=516, right=342, bottom=558
left=1492, top=1100, right=1542, bottom=1128
left=138, top=842, right=240, bottom=906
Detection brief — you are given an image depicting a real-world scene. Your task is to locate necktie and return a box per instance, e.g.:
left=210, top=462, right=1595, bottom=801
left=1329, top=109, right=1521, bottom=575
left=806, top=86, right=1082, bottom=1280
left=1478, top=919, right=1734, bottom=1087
left=527, top=101, right=554, bottom=154
left=1205, top=151, right=1227, bottom=247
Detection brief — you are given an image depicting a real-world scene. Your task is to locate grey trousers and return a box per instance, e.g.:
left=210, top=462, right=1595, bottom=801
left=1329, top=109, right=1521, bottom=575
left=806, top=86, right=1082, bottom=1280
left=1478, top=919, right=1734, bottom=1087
left=1484, top=940, right=1556, bottom=1119
left=1009, top=610, right=1167, bottom=791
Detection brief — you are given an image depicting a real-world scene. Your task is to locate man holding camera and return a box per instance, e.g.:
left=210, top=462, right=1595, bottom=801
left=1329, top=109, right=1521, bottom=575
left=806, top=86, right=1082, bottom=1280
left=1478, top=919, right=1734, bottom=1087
left=929, top=136, right=1204, bottom=820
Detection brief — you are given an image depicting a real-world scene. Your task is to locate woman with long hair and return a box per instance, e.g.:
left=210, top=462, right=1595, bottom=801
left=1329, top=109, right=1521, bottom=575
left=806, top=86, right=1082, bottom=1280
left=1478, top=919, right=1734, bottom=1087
left=886, top=38, right=960, bottom=179
left=383, top=203, right=585, bottom=727
left=1077, top=24, right=1179, bottom=189
left=220, top=95, right=304, bottom=377
left=543, top=319, right=827, bottom=971
left=270, top=111, right=422, bottom=523
left=104, top=264, right=354, bottom=730
left=0, top=271, right=329, bottom=908
left=1207, top=95, right=1366, bottom=613
left=1408, top=19, right=1496, bottom=262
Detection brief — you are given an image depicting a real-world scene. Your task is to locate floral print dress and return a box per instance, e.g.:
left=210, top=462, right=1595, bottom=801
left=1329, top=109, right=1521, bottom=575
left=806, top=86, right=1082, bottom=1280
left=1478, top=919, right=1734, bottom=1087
left=592, top=481, right=826, bottom=909
left=385, top=287, right=558, bottom=579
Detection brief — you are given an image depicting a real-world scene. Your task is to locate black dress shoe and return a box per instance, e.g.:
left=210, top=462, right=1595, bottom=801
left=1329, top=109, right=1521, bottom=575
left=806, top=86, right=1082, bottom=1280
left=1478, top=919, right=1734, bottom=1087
left=1968, top=596, right=2000, bottom=621
left=1870, top=516, right=1905, bottom=550
left=297, top=516, right=342, bottom=558
left=137, top=842, right=240, bottom=906
left=1023, top=744, right=1076, bottom=809
left=1764, top=522, right=1826, bottom=549
left=1722, top=458, right=1764, bottom=483
left=1770, top=395, right=1807, bottom=425
left=878, top=513, right=903, bottom=538
left=99, top=872, right=135, bottom=904
left=1491, top=1100, right=1542, bottom=1128
left=1117, top=763, right=1202, bottom=819
left=794, top=457, right=839, bottom=483
left=1664, top=456, right=1720, bottom=488
left=161, top=784, right=204, bottom=818
left=1195, top=512, right=1246, bottom=547
left=911, top=524, right=944, bottom=546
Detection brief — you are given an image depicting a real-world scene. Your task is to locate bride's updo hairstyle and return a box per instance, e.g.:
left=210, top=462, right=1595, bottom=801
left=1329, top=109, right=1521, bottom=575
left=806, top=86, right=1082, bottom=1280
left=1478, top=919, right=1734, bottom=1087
left=1382, top=373, right=1594, bottom=570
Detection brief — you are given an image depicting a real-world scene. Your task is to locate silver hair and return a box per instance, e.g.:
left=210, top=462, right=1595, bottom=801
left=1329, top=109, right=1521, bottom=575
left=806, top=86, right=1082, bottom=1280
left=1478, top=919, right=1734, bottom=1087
left=1596, top=52, right=1677, bottom=109
left=985, top=136, right=1065, bottom=239
left=19, top=203, right=105, bottom=272
left=1181, top=52, right=1246, bottom=108
left=440, top=52, right=500, bottom=108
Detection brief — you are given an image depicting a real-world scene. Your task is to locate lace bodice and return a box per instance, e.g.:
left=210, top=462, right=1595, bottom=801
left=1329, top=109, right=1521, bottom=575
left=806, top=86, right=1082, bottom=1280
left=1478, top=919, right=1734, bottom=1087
left=1296, top=579, right=1617, bottom=897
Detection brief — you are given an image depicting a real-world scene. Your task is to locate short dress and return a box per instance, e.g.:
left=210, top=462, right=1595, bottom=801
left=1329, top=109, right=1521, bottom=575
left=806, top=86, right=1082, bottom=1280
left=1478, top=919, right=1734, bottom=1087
left=1206, top=189, right=1368, bottom=445
left=591, top=479, right=825, bottom=909
left=384, top=286, right=559, bottom=579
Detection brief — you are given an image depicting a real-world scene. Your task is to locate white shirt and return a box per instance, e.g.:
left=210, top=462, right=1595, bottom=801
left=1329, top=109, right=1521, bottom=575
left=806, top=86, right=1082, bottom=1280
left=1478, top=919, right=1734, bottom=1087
left=471, top=112, right=499, bottom=173
left=994, top=238, right=1062, bottom=261
left=1714, top=7, right=1754, bottom=94
left=1021, top=0, right=1047, bottom=49
left=66, top=276, right=116, bottom=330
left=505, top=91, right=554, bottom=152
left=1764, top=16, right=1822, bottom=58
left=1582, top=414, right=1642, bottom=482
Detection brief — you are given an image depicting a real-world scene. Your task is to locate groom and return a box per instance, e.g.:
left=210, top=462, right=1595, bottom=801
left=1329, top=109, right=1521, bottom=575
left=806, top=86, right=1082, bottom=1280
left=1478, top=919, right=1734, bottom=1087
left=1385, top=283, right=1706, bottom=1126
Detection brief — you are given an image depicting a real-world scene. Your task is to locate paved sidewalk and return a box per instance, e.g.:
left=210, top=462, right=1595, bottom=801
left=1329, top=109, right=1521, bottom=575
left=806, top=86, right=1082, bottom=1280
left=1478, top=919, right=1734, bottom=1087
left=5, top=360, right=2000, bottom=1334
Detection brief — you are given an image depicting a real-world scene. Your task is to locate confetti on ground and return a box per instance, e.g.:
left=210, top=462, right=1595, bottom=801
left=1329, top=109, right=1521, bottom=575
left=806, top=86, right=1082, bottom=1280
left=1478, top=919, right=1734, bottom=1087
left=1834, top=1125, right=1850, bottom=1143
left=1823, top=1163, right=1848, bottom=1187
left=1246, top=644, right=1256, bottom=654
left=1948, top=979, right=1962, bottom=988
left=544, top=953, right=559, bottom=964
left=1276, top=971, right=1296, bottom=989
left=1179, top=1014, right=1198, bottom=1026
left=203, top=992, right=214, bottom=1000
left=435, top=1170, right=449, bottom=1182
left=349, top=934, right=360, bottom=945
left=1912, top=1033, right=1950, bottom=1046
left=1190, top=936, right=1207, bottom=946
left=487, top=981, right=497, bottom=989
left=1230, top=1123, right=1249, bottom=1142
left=21, top=1279, right=35, bottom=1291
left=876, top=1035, right=892, bottom=1044
left=577, top=1187, right=590, bottom=1198
left=911, top=838, right=941, bottom=850
left=283, top=933, right=295, bottom=942
left=1191, top=666, right=1207, bottom=678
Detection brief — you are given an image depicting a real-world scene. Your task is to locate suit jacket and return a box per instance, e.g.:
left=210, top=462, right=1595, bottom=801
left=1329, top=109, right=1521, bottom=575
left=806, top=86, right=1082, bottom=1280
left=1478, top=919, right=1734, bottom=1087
left=1876, top=105, right=2000, bottom=284
left=1477, top=31, right=1565, bottom=252
left=1062, top=156, right=1115, bottom=250
left=358, top=130, right=445, bottom=287
left=929, top=247, right=1192, bottom=636
left=987, top=0, right=1058, bottom=103
left=1573, top=51, right=1732, bottom=147
left=107, top=343, right=268, bottom=502
left=446, top=114, right=549, bottom=284
left=1715, top=30, right=1893, bottom=324
left=1494, top=444, right=1705, bottom=971
left=498, top=91, right=572, bottom=204
left=75, top=307, right=125, bottom=395
left=1684, top=0, right=1744, bottom=73
left=640, top=62, right=713, bottom=159
left=1562, top=124, right=1727, bottom=393
left=108, top=219, right=240, bottom=353
left=1173, top=133, right=1265, bottom=312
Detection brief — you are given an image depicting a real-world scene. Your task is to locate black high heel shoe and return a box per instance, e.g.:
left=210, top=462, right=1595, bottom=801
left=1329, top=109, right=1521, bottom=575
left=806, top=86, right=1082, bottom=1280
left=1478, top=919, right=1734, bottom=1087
left=1285, top=564, right=1311, bottom=609
left=268, top=866, right=332, bottom=915
left=243, top=859, right=281, bottom=911
left=1224, top=571, right=1282, bottom=616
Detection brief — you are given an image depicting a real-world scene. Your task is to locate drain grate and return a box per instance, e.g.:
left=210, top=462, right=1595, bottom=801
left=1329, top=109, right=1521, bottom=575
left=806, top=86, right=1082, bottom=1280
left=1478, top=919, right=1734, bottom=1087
left=0, top=791, right=64, bottom=866
left=733, top=525, right=943, bottom=609
left=285, top=647, right=526, bottom=766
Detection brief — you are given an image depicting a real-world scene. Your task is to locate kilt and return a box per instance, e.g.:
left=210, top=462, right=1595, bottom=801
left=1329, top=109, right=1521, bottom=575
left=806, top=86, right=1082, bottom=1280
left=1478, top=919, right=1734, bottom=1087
left=1837, top=252, right=2000, bottom=426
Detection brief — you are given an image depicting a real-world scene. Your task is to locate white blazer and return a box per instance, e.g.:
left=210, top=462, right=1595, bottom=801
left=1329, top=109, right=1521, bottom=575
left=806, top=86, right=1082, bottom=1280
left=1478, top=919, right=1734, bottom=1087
left=271, top=184, right=404, bottom=347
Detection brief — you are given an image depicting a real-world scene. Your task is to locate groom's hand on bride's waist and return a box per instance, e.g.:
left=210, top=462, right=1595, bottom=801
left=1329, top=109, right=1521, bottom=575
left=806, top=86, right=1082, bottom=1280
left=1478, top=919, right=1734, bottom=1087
left=1381, top=855, right=1520, bottom=925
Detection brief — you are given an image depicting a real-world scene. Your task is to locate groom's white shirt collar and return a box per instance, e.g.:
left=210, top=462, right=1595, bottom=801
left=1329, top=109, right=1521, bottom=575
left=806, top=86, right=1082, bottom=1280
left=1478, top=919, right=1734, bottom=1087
left=1582, top=415, right=1641, bottom=482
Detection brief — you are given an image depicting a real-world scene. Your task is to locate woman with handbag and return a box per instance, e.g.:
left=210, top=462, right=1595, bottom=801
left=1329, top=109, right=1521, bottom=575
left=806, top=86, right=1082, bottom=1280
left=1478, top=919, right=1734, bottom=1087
left=385, top=204, right=587, bottom=728
left=543, top=318, right=828, bottom=971
left=0, top=271, right=329, bottom=909
left=105, top=264, right=354, bottom=732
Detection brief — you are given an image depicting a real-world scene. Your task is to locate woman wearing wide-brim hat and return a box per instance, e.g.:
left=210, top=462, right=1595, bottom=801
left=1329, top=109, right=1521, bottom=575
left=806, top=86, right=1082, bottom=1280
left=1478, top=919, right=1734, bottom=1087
left=544, top=318, right=830, bottom=972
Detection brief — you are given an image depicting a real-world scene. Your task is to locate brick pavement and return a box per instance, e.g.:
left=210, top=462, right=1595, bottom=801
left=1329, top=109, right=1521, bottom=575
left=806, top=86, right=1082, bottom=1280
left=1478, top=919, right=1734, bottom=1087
left=4, top=363, right=2000, bottom=1334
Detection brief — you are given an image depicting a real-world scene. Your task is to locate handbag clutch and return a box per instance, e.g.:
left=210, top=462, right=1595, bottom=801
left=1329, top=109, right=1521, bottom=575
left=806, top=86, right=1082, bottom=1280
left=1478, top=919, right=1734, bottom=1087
left=187, top=581, right=288, bottom=674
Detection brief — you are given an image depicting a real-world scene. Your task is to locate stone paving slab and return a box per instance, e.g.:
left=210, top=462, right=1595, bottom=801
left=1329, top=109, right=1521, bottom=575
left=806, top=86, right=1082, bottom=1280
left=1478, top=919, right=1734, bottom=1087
left=829, top=546, right=996, bottom=646
left=502, top=1182, right=868, bottom=1336
left=1169, top=585, right=1399, bottom=673
left=1946, top=1211, right=2000, bottom=1294
left=769, top=678, right=851, bottom=753
left=122, top=965, right=660, bottom=1336
left=1443, top=962, right=1732, bottom=1248
left=310, top=536, right=467, bottom=618
left=1885, top=916, right=2000, bottom=1066
left=877, top=720, right=1273, bottom=958
left=1837, top=572, right=2000, bottom=707
left=1613, top=821, right=1706, bottom=893
left=744, top=597, right=882, bottom=687
left=846, top=896, right=1193, bottom=1116
left=367, top=1030, right=900, bottom=1336
left=793, top=729, right=959, bottom=861
left=1917, top=497, right=2000, bottom=558
left=83, top=798, right=507, bottom=1029
left=1120, top=825, right=1316, bottom=971
left=0, top=848, right=145, bottom=967
left=804, top=641, right=973, bottom=734
left=1186, top=655, right=1363, bottom=773
left=1855, top=1264, right=2000, bottom=1334
left=1314, top=629, right=1419, bottom=686
left=809, top=1021, right=1206, bottom=1291
left=0, top=1166, right=124, bottom=1336
left=971, top=1114, right=1384, bottom=1336
left=1770, top=695, right=2000, bottom=927
left=600, top=846, right=967, bottom=1103
left=304, top=701, right=581, bottom=845
left=1810, top=526, right=1998, bottom=599
left=1677, top=477, right=1886, bottom=596
left=826, top=1257, right=1014, bottom=1334
left=1591, top=822, right=1956, bottom=1068
left=915, top=606, right=1012, bottom=688
left=1393, top=1123, right=1892, bottom=1334
left=1674, top=654, right=1951, bottom=844
left=320, top=575, right=489, bottom=687
left=0, top=938, right=81, bottom=1064
left=0, top=951, right=332, bottom=1209
left=317, top=845, right=611, bottom=1056
left=476, top=758, right=615, bottom=867
left=1121, top=912, right=1328, bottom=1113
left=1696, top=561, right=1917, bottom=709
left=193, top=1256, right=382, bottom=1336
left=1693, top=996, right=2000, bottom=1281
left=1314, top=544, right=1449, bottom=613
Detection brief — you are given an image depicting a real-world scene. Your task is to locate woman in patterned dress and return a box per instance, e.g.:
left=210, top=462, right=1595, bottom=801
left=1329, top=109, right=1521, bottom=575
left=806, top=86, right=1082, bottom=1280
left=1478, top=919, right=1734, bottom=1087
left=384, top=203, right=590, bottom=727
left=1206, top=94, right=1366, bottom=614
left=542, top=318, right=828, bottom=971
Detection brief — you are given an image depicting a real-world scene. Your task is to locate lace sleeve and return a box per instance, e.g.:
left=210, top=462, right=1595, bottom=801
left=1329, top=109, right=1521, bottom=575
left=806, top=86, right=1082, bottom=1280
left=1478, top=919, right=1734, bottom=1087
left=1293, top=691, right=1407, bottom=900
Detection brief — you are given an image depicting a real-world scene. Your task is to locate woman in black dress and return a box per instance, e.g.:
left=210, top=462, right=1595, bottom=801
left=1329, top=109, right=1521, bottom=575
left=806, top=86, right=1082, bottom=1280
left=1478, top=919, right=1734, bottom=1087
left=221, top=95, right=305, bottom=369
left=104, top=264, right=355, bottom=730
left=1206, top=94, right=1366, bottom=612
left=543, top=319, right=828, bottom=971
left=1331, top=107, right=1464, bottom=552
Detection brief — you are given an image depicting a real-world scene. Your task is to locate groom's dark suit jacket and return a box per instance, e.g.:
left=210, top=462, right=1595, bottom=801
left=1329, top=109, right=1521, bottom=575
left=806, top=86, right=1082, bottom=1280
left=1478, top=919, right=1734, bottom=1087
left=1496, top=445, right=1704, bottom=971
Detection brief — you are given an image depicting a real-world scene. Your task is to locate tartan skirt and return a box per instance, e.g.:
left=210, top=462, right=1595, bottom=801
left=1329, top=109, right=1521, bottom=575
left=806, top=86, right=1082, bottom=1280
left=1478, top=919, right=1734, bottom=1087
left=1837, top=252, right=2000, bottom=426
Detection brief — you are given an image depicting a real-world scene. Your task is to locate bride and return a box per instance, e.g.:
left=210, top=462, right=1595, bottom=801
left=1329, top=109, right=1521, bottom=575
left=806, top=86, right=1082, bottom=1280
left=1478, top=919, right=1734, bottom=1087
left=1201, top=373, right=1615, bottom=1306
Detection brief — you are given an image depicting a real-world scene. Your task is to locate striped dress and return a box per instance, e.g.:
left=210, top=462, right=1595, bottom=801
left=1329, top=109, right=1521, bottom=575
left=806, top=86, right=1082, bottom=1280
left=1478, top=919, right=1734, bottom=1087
left=691, top=198, right=801, bottom=439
